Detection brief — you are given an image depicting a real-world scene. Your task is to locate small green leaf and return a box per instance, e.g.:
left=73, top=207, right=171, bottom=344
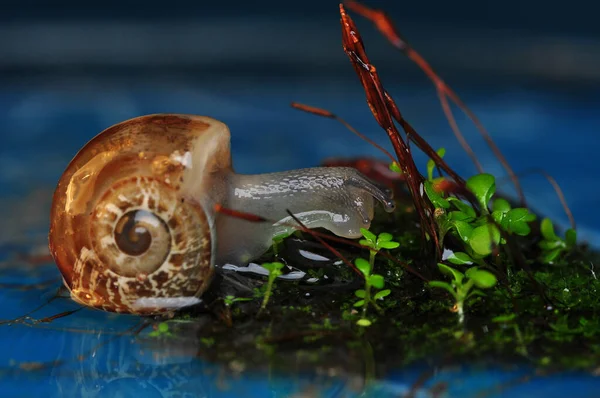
left=492, top=198, right=511, bottom=213
left=539, top=240, right=562, bottom=250
left=491, top=210, right=506, bottom=226
left=467, top=289, right=487, bottom=299
left=426, top=158, right=435, bottom=181
left=464, top=267, right=478, bottom=279
left=378, top=241, right=400, bottom=250
left=272, top=230, right=293, bottom=243
left=262, top=262, right=285, bottom=273
left=369, top=274, right=385, bottom=289
left=354, top=300, right=365, bottom=307
left=492, top=313, right=517, bottom=323
left=360, top=228, right=376, bottom=243
left=426, top=148, right=446, bottom=181
left=452, top=220, right=473, bottom=243
left=512, top=224, right=532, bottom=236
left=448, top=197, right=477, bottom=218
left=355, top=258, right=371, bottom=276
left=389, top=162, right=401, bottom=173
left=359, top=239, right=372, bottom=247
left=542, top=248, right=563, bottom=263
left=428, top=280, right=457, bottom=297
left=466, top=173, right=496, bottom=211
left=506, top=208, right=535, bottom=236
left=447, top=251, right=474, bottom=265
left=158, top=322, right=169, bottom=333
left=565, top=229, right=577, bottom=247
left=357, top=319, right=372, bottom=327
left=225, top=295, right=252, bottom=305
left=424, top=180, right=450, bottom=209
left=355, top=289, right=366, bottom=298
left=449, top=211, right=474, bottom=222
left=507, top=218, right=531, bottom=235
left=469, top=224, right=501, bottom=256
left=377, top=232, right=393, bottom=242
left=540, top=218, right=558, bottom=240
left=271, top=269, right=283, bottom=278
left=465, top=268, right=497, bottom=288
left=373, top=289, right=391, bottom=300
left=437, top=263, right=464, bottom=284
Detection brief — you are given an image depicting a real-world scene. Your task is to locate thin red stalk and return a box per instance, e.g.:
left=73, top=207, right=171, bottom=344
left=291, top=101, right=397, bottom=165
left=214, top=204, right=267, bottom=223
left=215, top=203, right=360, bottom=275
left=532, top=170, right=575, bottom=230
left=383, top=91, right=465, bottom=185
left=344, top=0, right=526, bottom=206
left=38, top=308, right=82, bottom=323
left=437, top=90, right=484, bottom=172
left=339, top=4, right=440, bottom=254
left=284, top=210, right=361, bottom=276
left=497, top=168, right=576, bottom=230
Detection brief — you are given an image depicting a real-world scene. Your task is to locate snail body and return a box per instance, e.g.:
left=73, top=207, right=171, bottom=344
left=49, top=114, right=394, bottom=314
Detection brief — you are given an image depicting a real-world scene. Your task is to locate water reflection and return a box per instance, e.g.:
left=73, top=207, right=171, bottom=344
left=7, top=304, right=598, bottom=398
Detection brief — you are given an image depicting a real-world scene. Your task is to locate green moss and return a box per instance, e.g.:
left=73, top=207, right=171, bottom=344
left=148, top=195, right=600, bottom=378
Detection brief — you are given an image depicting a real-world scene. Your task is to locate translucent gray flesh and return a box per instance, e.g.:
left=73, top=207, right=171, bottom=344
left=212, top=167, right=395, bottom=267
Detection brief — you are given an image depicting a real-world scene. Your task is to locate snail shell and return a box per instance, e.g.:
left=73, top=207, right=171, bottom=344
left=49, top=114, right=229, bottom=314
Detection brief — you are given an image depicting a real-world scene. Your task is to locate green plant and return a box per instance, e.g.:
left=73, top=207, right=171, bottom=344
left=258, top=262, right=285, bottom=315
left=271, top=230, right=295, bottom=257
left=425, top=173, right=536, bottom=263
left=148, top=322, right=173, bottom=338
left=426, top=147, right=446, bottom=182
left=224, top=295, right=253, bottom=307
left=388, top=161, right=402, bottom=173
left=549, top=315, right=599, bottom=339
left=492, top=313, right=528, bottom=356
left=538, top=218, right=577, bottom=263
left=429, top=263, right=497, bottom=324
left=353, top=257, right=391, bottom=327
left=359, top=228, right=401, bottom=269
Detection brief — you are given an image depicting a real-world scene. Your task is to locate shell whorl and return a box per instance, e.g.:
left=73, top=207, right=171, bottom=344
left=49, top=114, right=231, bottom=314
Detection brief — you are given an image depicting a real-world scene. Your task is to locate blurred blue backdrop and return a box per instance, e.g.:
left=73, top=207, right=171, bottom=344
left=1, top=1, right=599, bottom=397
left=1, top=0, right=599, bottom=245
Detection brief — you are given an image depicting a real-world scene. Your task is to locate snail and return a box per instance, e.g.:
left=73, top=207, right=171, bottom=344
left=49, top=114, right=395, bottom=315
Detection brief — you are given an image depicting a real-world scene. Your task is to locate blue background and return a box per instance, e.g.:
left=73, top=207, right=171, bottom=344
left=0, top=1, right=599, bottom=397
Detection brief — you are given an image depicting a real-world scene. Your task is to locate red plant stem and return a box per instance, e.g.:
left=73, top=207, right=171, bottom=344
left=284, top=210, right=361, bottom=276
left=291, top=101, right=397, bottom=165
left=383, top=91, right=465, bottom=185
left=214, top=203, right=362, bottom=275
left=344, top=0, right=526, bottom=207
left=437, top=90, right=484, bottom=172
left=339, top=4, right=440, bottom=254
left=532, top=170, right=576, bottom=230
left=497, top=168, right=576, bottom=230
left=213, top=204, right=267, bottom=223
left=39, top=308, right=82, bottom=323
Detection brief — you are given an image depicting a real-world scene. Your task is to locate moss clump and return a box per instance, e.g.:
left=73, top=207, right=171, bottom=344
left=140, top=193, right=600, bottom=380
